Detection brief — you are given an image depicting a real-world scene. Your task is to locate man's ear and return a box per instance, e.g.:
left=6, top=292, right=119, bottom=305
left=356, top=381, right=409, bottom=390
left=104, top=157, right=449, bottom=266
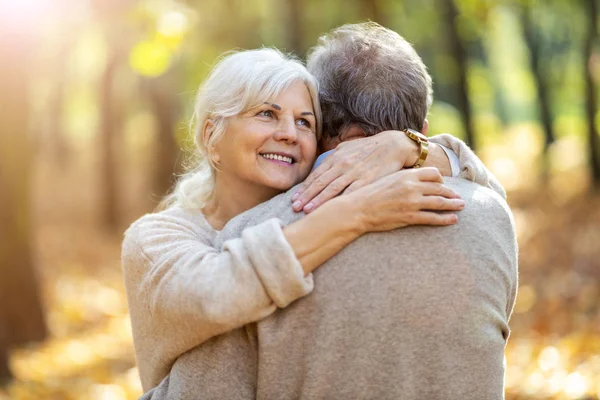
left=202, top=119, right=220, bottom=164
left=341, top=125, right=367, bottom=141
left=421, top=119, right=429, bottom=136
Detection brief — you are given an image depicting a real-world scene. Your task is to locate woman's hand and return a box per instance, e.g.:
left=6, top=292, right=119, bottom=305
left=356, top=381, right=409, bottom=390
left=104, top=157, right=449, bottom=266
left=348, top=167, right=464, bottom=233
left=291, top=130, right=448, bottom=213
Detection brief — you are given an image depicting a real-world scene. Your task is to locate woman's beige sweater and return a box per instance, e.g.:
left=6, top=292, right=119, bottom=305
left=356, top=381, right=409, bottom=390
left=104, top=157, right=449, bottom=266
left=122, top=213, right=313, bottom=391
left=121, top=134, right=504, bottom=392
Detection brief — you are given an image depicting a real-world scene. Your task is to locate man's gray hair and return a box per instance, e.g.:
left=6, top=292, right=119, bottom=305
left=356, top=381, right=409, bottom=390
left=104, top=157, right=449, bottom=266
left=307, top=22, right=433, bottom=139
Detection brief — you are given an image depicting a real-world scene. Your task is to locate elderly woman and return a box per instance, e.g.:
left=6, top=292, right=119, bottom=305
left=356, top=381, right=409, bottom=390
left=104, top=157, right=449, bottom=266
left=122, top=48, right=467, bottom=394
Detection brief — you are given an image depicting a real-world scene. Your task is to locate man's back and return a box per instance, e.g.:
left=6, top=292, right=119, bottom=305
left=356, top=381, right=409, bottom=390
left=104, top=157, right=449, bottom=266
left=215, top=177, right=518, bottom=400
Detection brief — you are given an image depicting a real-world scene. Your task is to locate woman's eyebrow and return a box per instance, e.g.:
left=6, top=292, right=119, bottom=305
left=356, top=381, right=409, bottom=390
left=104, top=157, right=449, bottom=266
left=263, top=102, right=281, bottom=110
left=262, top=102, right=313, bottom=117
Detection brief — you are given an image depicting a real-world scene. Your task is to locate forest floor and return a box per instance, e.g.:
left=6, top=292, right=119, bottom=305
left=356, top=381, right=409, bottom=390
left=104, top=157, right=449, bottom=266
left=1, top=145, right=599, bottom=400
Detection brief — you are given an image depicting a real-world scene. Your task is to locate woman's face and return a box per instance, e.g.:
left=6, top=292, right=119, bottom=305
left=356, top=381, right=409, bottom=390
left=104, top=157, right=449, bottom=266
left=212, top=81, right=318, bottom=197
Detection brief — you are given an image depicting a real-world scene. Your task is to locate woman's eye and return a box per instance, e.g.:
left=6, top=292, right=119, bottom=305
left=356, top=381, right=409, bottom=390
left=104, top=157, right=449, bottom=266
left=297, top=118, right=311, bottom=128
left=257, top=110, right=274, bottom=118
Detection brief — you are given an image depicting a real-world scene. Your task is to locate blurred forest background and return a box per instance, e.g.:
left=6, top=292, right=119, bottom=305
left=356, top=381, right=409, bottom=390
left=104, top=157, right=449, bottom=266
left=0, top=0, right=599, bottom=398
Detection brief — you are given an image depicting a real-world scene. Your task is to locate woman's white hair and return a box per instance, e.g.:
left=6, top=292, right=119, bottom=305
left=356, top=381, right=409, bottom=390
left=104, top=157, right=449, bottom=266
left=159, top=48, right=321, bottom=211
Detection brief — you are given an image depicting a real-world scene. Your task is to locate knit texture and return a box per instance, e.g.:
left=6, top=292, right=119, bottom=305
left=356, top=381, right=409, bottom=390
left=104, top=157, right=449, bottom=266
left=122, top=211, right=313, bottom=391
left=126, top=135, right=517, bottom=399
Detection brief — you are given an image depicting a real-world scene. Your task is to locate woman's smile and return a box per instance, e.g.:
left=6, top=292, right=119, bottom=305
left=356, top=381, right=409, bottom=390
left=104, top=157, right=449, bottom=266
left=259, top=152, right=296, bottom=165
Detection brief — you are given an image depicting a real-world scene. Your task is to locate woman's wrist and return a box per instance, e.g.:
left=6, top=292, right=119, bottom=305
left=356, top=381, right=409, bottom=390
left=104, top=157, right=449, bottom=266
left=331, top=195, right=369, bottom=236
left=390, top=131, right=452, bottom=176
left=422, top=143, right=452, bottom=176
left=382, top=130, right=420, bottom=169
left=330, top=192, right=370, bottom=236
left=398, top=133, right=421, bottom=169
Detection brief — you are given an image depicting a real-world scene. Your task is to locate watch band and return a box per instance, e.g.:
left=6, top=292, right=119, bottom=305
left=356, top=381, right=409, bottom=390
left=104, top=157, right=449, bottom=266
left=403, top=128, right=429, bottom=168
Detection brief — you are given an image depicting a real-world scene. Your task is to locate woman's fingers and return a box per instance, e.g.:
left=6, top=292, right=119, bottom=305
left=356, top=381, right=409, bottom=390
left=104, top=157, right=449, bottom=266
left=419, top=196, right=465, bottom=211
left=292, top=166, right=346, bottom=211
left=420, top=182, right=461, bottom=199
left=342, top=178, right=369, bottom=196
left=414, top=167, right=444, bottom=183
left=410, top=211, right=459, bottom=226
left=302, top=174, right=354, bottom=213
left=292, top=155, right=335, bottom=203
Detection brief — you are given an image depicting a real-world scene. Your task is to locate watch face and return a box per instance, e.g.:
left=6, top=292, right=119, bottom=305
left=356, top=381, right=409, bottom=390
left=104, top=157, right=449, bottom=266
left=405, top=128, right=427, bottom=141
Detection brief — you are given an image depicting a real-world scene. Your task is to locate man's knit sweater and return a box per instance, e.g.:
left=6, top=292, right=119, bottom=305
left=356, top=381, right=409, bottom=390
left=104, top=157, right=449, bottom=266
left=122, top=135, right=518, bottom=399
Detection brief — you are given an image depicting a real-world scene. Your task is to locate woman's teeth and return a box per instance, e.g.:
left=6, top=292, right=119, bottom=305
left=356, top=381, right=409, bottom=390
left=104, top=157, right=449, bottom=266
left=261, top=153, right=293, bottom=164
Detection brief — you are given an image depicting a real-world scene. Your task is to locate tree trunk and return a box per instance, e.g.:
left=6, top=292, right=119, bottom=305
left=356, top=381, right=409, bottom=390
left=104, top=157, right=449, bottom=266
left=47, top=41, right=70, bottom=168
left=0, top=347, right=10, bottom=384
left=99, top=52, right=120, bottom=231
left=146, top=75, right=181, bottom=200
left=0, top=17, right=48, bottom=381
left=221, top=0, right=262, bottom=49
left=93, top=0, right=134, bottom=230
left=522, top=4, right=555, bottom=152
left=584, top=0, right=600, bottom=188
left=286, top=0, right=304, bottom=57
left=441, top=0, right=476, bottom=150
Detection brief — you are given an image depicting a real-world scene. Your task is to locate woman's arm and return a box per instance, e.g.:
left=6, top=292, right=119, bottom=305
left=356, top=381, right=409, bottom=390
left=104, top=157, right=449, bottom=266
left=292, top=131, right=503, bottom=213
left=122, top=211, right=311, bottom=391
left=291, top=130, right=450, bottom=213
left=124, top=168, right=463, bottom=391
left=286, top=167, right=463, bottom=274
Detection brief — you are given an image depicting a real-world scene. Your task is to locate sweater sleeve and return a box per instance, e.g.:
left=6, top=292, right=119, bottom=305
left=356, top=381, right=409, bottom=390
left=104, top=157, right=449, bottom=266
left=122, top=209, right=313, bottom=391
left=429, top=133, right=506, bottom=199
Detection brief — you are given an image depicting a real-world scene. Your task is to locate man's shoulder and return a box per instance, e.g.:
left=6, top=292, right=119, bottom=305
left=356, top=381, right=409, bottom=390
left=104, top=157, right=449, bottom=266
left=444, top=177, right=512, bottom=217
left=348, top=177, right=515, bottom=251
left=239, top=184, right=300, bottom=219
left=216, top=184, right=303, bottom=247
left=441, top=178, right=516, bottom=246
left=265, top=185, right=300, bottom=209
left=444, top=177, right=505, bottom=201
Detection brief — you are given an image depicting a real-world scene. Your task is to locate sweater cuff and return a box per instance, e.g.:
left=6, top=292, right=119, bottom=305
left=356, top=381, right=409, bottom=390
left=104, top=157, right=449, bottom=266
left=242, top=218, right=314, bottom=308
left=429, top=133, right=507, bottom=199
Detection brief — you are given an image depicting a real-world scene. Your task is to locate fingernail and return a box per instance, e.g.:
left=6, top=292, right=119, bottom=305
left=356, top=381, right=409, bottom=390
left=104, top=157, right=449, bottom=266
left=291, top=193, right=300, bottom=202
left=304, top=202, right=314, bottom=213
left=292, top=200, right=303, bottom=210
left=455, top=193, right=462, bottom=199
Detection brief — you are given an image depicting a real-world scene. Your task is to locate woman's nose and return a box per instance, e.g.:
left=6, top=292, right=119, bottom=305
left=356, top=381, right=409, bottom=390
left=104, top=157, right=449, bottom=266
left=274, top=118, right=298, bottom=143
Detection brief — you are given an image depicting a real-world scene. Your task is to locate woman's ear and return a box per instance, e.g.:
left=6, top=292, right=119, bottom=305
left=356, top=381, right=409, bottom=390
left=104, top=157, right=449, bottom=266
left=421, top=119, right=429, bottom=136
left=202, top=119, right=220, bottom=164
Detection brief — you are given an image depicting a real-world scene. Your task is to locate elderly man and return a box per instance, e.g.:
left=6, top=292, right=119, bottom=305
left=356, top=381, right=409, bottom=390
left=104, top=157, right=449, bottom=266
left=144, top=23, right=517, bottom=400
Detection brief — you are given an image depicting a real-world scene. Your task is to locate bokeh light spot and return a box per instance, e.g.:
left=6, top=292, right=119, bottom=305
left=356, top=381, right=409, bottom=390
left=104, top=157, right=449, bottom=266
left=158, top=11, right=189, bottom=37
left=564, top=372, right=588, bottom=398
left=538, top=346, right=561, bottom=372
left=129, top=40, right=171, bottom=77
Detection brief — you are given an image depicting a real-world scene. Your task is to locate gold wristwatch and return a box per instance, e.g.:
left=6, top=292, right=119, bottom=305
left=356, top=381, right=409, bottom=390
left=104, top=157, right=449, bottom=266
left=403, top=128, right=429, bottom=168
